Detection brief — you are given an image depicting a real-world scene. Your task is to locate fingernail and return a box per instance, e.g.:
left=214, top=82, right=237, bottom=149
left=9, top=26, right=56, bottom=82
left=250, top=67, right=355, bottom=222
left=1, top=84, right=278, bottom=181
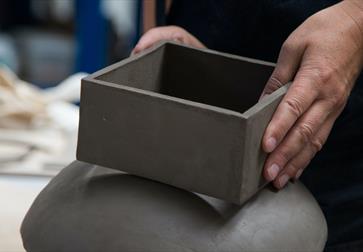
left=265, top=137, right=277, bottom=152
left=279, top=174, right=290, bottom=188
left=295, top=169, right=303, bottom=180
left=267, top=164, right=280, bottom=181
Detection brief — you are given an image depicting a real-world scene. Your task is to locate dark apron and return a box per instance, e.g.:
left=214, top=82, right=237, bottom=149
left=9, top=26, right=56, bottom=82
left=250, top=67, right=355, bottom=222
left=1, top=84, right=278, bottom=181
left=167, top=1, right=363, bottom=250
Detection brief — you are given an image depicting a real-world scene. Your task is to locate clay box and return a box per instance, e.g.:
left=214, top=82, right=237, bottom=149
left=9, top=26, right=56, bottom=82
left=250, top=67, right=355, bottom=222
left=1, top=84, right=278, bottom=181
left=77, top=41, right=287, bottom=204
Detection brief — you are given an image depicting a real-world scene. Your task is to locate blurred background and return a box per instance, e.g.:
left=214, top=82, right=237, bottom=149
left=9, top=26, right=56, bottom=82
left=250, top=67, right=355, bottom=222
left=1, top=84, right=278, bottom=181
left=0, top=0, right=141, bottom=86
left=0, top=1, right=165, bottom=251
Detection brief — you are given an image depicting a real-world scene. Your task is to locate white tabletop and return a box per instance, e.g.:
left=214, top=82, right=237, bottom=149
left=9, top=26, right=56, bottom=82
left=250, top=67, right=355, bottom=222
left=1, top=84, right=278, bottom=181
left=0, top=175, right=50, bottom=252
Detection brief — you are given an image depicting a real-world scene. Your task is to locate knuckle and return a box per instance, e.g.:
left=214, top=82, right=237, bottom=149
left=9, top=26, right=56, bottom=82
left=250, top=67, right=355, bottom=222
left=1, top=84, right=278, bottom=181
left=312, top=64, right=338, bottom=83
left=311, top=137, right=324, bottom=154
left=334, top=96, right=346, bottom=110
left=284, top=97, right=304, bottom=118
left=281, top=40, right=296, bottom=54
left=285, top=162, right=300, bottom=175
left=315, top=68, right=333, bottom=84
left=172, top=32, right=185, bottom=42
left=296, top=122, right=314, bottom=143
left=274, top=149, right=292, bottom=165
left=325, top=93, right=347, bottom=112
left=330, top=86, right=349, bottom=109
left=171, top=30, right=189, bottom=43
left=169, top=25, right=184, bottom=31
left=300, top=66, right=334, bottom=88
left=147, top=27, right=159, bottom=35
left=270, top=75, right=284, bottom=88
left=266, top=76, right=284, bottom=93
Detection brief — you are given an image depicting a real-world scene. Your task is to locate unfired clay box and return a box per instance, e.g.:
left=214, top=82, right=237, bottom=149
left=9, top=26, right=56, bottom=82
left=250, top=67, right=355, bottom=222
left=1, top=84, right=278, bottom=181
left=77, top=41, right=288, bottom=204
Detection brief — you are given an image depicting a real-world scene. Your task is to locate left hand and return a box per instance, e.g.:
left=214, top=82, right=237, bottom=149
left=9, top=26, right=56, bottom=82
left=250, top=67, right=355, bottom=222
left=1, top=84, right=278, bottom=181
left=131, top=26, right=205, bottom=55
left=261, top=0, right=363, bottom=189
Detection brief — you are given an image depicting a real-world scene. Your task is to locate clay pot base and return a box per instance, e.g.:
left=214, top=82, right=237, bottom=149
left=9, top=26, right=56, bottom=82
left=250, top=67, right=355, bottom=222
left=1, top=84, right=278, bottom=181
left=21, top=161, right=327, bottom=252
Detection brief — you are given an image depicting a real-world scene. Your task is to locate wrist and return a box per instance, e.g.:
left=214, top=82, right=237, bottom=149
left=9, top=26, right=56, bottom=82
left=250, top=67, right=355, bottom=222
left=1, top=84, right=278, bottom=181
left=340, top=1, right=363, bottom=73
left=342, top=0, right=363, bottom=27
left=340, top=1, right=363, bottom=46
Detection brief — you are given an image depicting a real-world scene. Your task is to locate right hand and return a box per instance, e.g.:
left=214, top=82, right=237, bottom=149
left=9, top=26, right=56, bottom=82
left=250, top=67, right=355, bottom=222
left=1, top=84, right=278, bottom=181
left=131, top=26, right=206, bottom=55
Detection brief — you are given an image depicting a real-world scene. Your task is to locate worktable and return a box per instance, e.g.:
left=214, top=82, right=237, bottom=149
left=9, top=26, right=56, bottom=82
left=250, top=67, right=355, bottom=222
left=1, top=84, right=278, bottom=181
left=0, top=175, right=50, bottom=252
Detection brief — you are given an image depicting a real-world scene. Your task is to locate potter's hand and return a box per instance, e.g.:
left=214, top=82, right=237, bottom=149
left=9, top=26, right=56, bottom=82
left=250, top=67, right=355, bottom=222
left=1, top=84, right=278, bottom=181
left=131, top=26, right=206, bottom=55
left=262, top=0, right=363, bottom=189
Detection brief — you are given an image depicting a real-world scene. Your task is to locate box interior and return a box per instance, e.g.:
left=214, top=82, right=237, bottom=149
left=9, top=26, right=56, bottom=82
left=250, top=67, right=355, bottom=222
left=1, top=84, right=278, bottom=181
left=96, top=43, right=274, bottom=113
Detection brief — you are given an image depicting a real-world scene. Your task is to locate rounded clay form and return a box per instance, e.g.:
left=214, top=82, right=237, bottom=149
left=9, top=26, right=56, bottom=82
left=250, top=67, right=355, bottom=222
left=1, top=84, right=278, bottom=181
left=21, top=161, right=327, bottom=252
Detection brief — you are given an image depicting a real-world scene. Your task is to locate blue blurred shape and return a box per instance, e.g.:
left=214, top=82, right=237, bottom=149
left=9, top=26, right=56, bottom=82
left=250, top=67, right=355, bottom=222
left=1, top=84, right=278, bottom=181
left=75, top=0, right=107, bottom=73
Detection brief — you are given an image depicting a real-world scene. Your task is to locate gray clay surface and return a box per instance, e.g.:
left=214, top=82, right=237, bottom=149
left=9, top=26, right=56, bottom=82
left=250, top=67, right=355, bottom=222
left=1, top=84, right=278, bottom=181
left=77, top=41, right=288, bottom=204
left=21, top=161, right=327, bottom=252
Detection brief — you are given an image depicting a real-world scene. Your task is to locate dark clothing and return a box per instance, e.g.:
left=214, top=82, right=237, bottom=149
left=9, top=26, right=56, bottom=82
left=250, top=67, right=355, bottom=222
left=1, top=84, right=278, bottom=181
left=168, top=0, right=340, bottom=62
left=167, top=0, right=363, bottom=250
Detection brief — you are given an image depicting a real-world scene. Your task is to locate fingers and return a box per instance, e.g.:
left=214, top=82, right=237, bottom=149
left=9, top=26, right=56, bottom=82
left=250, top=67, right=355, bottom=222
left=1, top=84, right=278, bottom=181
left=132, top=26, right=206, bottom=55
left=131, top=28, right=168, bottom=55
left=259, top=0, right=363, bottom=190
left=260, top=37, right=307, bottom=98
left=262, top=70, right=321, bottom=153
left=263, top=99, right=334, bottom=181
left=271, top=115, right=336, bottom=189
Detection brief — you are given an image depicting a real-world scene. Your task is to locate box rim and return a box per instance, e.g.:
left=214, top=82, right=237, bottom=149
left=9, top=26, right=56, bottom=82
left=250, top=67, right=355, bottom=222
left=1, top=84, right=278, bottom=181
left=242, top=84, right=290, bottom=119
left=85, top=41, right=276, bottom=81
left=82, top=41, right=285, bottom=120
left=84, top=78, right=245, bottom=118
